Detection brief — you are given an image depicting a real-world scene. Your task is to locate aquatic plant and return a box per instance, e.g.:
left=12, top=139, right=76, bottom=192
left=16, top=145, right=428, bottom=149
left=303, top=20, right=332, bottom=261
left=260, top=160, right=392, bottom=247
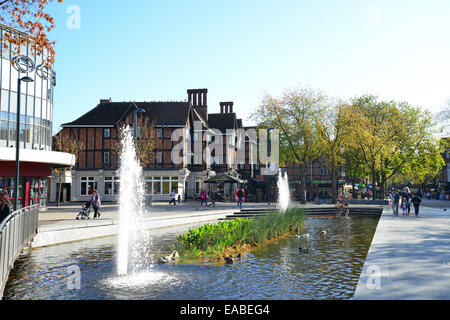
left=173, top=208, right=305, bottom=260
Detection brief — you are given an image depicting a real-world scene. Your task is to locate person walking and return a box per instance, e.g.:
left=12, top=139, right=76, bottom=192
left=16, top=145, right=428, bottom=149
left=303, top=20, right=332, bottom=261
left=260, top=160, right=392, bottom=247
left=405, top=187, right=412, bottom=216
left=237, top=188, right=244, bottom=209
left=0, top=192, right=11, bottom=224
left=91, top=189, right=101, bottom=219
left=392, top=189, right=400, bottom=216
left=169, top=190, right=177, bottom=205
left=208, top=191, right=216, bottom=208
left=401, top=197, right=408, bottom=216
left=200, top=190, right=208, bottom=206
left=411, top=192, right=422, bottom=217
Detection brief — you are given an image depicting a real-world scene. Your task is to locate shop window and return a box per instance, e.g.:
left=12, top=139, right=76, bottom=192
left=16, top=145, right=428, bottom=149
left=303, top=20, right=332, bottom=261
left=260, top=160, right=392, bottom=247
left=104, top=176, right=120, bottom=195
left=144, top=176, right=178, bottom=195
left=80, top=177, right=97, bottom=196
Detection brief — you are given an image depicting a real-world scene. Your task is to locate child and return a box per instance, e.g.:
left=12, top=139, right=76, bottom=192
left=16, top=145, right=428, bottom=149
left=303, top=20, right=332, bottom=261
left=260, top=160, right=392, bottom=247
left=76, top=203, right=89, bottom=220
left=401, top=197, right=408, bottom=216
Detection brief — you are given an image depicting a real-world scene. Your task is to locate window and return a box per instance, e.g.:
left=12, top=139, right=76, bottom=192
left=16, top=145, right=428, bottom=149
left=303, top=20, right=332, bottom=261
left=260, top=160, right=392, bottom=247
left=104, top=151, right=110, bottom=165
left=320, top=167, right=329, bottom=176
left=104, top=128, right=111, bottom=138
left=156, top=128, right=162, bottom=138
left=157, top=152, right=162, bottom=164
left=104, top=176, right=120, bottom=195
left=145, top=176, right=178, bottom=195
left=80, top=177, right=97, bottom=196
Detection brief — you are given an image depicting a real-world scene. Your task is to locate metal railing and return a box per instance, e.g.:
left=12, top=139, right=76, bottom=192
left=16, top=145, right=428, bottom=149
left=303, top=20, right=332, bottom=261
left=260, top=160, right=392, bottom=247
left=0, top=205, right=39, bottom=300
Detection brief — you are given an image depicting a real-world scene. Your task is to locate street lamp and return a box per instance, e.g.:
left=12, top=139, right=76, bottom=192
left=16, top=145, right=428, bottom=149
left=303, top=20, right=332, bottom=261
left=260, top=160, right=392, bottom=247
left=267, top=127, right=274, bottom=204
left=132, top=102, right=146, bottom=141
left=14, top=76, right=34, bottom=211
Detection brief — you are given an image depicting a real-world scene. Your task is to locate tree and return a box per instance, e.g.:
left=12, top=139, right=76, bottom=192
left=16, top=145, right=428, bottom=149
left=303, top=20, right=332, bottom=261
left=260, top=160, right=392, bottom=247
left=53, top=129, right=84, bottom=207
left=401, top=138, right=446, bottom=192
left=0, top=0, right=62, bottom=64
left=111, top=117, right=161, bottom=169
left=347, top=95, right=443, bottom=199
left=316, top=99, right=352, bottom=203
left=251, top=86, right=324, bottom=203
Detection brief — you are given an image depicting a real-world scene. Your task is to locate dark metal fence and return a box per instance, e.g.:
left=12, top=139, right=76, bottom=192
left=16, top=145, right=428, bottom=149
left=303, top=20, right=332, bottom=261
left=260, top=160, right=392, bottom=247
left=0, top=205, right=39, bottom=299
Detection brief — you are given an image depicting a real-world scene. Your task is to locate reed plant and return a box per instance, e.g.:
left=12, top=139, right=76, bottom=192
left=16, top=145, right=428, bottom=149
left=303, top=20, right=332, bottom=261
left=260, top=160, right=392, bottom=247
left=172, top=208, right=305, bottom=260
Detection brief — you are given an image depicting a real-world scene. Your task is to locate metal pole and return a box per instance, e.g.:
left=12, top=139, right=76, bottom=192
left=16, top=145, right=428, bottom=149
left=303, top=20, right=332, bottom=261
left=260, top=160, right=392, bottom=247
left=14, top=78, right=21, bottom=211
left=133, top=109, right=137, bottom=141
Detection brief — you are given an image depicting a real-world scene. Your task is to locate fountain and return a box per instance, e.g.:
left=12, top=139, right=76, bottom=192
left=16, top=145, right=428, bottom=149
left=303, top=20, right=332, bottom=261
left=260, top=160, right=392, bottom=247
left=117, top=126, right=149, bottom=276
left=277, top=168, right=290, bottom=212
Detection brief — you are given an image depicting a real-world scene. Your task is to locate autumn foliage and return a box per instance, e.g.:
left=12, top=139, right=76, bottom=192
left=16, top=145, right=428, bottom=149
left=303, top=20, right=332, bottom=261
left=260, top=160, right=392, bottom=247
left=0, top=0, right=63, bottom=64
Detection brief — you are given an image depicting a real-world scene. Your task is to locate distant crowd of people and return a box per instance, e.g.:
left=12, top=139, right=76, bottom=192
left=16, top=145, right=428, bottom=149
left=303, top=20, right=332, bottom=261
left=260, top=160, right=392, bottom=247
left=390, top=187, right=422, bottom=216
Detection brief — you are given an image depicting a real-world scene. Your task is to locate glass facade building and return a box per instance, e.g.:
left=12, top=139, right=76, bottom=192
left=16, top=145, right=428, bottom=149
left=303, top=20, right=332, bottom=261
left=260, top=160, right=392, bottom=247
left=0, top=24, right=74, bottom=210
left=0, top=24, right=54, bottom=151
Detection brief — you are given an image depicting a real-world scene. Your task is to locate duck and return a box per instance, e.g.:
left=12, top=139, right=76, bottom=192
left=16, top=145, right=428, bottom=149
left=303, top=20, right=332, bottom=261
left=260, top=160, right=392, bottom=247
left=302, top=233, right=310, bottom=239
left=236, top=253, right=242, bottom=259
left=158, top=255, right=172, bottom=264
left=299, top=247, right=309, bottom=253
left=321, top=230, right=327, bottom=235
left=170, top=251, right=180, bottom=260
left=224, top=255, right=234, bottom=264
left=295, top=227, right=300, bottom=233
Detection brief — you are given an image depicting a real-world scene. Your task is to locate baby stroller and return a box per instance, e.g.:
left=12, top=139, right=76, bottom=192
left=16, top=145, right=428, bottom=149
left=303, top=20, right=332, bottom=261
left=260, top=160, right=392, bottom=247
left=76, top=202, right=92, bottom=220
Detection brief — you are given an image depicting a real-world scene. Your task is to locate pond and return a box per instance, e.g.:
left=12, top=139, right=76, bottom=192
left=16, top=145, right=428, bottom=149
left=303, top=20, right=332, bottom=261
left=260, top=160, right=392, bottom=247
left=3, top=216, right=379, bottom=300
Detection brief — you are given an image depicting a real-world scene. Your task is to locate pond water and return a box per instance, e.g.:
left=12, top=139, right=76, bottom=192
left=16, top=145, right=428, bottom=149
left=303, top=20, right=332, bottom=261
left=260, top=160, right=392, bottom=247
left=3, top=216, right=378, bottom=300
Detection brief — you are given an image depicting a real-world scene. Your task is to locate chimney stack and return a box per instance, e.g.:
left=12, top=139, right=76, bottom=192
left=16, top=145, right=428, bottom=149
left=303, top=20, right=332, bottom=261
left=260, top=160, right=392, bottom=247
left=187, top=89, right=208, bottom=120
left=220, top=102, right=234, bottom=114
left=100, top=98, right=112, bottom=104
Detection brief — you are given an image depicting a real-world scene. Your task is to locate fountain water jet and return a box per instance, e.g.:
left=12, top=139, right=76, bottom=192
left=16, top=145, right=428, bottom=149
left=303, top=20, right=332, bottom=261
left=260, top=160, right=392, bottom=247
left=277, top=169, right=290, bottom=212
left=117, top=126, right=149, bottom=276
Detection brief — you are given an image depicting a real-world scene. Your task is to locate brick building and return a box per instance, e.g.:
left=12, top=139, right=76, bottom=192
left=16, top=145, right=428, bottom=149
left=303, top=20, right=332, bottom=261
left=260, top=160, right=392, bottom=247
left=50, top=89, right=260, bottom=203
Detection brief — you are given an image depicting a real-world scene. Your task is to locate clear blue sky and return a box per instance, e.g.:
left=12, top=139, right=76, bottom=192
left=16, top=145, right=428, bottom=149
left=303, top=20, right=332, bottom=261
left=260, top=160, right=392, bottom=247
left=47, top=0, right=450, bottom=133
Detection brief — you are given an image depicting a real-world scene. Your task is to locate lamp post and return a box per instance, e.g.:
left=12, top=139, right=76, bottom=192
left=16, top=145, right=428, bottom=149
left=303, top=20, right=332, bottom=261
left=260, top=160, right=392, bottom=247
left=132, top=102, right=146, bottom=141
left=267, top=127, right=274, bottom=205
left=14, top=76, right=34, bottom=211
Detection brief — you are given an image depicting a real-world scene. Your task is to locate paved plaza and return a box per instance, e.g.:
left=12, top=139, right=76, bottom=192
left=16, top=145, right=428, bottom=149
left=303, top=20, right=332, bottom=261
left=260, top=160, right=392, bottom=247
left=354, top=200, right=450, bottom=300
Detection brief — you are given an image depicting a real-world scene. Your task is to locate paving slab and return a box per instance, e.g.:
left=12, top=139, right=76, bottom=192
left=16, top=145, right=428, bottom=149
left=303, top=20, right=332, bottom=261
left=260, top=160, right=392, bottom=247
left=354, top=201, right=450, bottom=300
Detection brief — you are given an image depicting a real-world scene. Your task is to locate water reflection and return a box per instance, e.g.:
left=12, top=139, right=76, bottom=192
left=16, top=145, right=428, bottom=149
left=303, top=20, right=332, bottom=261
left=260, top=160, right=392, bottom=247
left=3, top=217, right=378, bottom=300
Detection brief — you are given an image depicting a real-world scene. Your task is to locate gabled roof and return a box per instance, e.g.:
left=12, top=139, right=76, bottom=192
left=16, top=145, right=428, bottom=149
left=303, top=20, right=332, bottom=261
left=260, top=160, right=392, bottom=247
left=62, top=101, right=191, bottom=128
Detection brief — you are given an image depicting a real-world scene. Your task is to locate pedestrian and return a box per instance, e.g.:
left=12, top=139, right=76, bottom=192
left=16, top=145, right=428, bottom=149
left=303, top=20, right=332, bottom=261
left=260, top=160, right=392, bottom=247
left=392, top=189, right=400, bottom=216
left=208, top=191, right=216, bottom=208
left=0, top=192, right=11, bottom=224
left=411, top=192, right=422, bottom=217
left=336, top=194, right=344, bottom=218
left=237, top=188, right=244, bottom=209
left=91, top=189, right=101, bottom=219
left=177, top=194, right=181, bottom=204
left=169, top=190, right=177, bottom=205
left=405, top=187, right=412, bottom=216
left=401, top=197, right=408, bottom=216
left=200, top=190, right=208, bottom=206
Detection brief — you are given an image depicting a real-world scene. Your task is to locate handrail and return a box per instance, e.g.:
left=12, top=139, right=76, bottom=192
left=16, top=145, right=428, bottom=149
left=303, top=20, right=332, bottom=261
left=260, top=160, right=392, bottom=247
left=0, top=205, right=39, bottom=300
